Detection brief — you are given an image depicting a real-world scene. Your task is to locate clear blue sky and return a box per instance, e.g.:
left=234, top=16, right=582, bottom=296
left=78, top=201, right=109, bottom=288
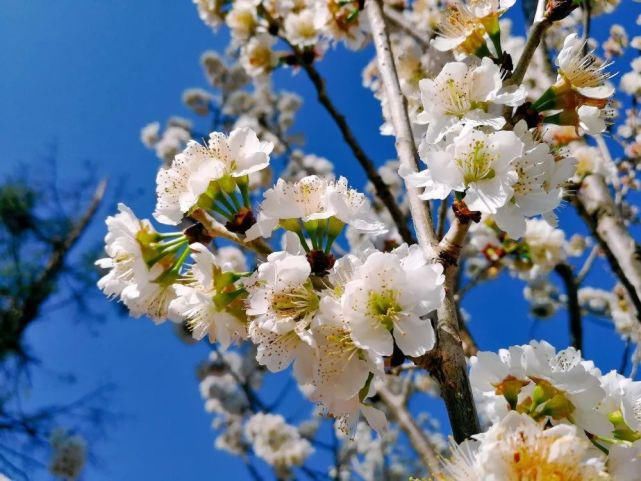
left=0, top=1, right=639, bottom=480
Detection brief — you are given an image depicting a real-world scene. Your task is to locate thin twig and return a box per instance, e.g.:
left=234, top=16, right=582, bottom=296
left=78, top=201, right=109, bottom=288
left=190, top=209, right=272, bottom=259
left=378, top=383, right=442, bottom=476
left=507, top=16, right=552, bottom=86
left=576, top=245, right=600, bottom=284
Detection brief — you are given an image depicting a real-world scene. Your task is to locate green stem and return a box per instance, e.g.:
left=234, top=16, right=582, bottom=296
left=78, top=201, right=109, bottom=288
left=325, top=233, right=338, bottom=254
left=296, top=231, right=311, bottom=253
left=157, top=232, right=183, bottom=238
left=227, top=190, right=241, bottom=211
left=238, top=182, right=251, bottom=208
left=170, top=245, right=192, bottom=274
left=152, top=236, right=187, bottom=250
left=216, top=193, right=236, bottom=215
left=211, top=204, right=233, bottom=221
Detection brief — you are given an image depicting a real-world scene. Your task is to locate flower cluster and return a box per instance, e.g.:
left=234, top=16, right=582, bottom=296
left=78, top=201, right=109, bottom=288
left=96, top=0, right=641, bottom=477
left=99, top=123, right=446, bottom=434
left=437, top=341, right=641, bottom=480
left=245, top=413, right=313, bottom=474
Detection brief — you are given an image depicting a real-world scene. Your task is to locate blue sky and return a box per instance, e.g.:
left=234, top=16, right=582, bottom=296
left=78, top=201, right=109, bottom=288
left=0, top=1, right=640, bottom=480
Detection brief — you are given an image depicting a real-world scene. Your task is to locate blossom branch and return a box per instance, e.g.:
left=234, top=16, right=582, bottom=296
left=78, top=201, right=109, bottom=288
left=574, top=174, right=641, bottom=322
left=554, top=263, right=583, bottom=351
left=377, top=383, right=442, bottom=476
left=382, top=6, right=432, bottom=49
left=436, top=198, right=449, bottom=241
left=576, top=245, right=600, bottom=284
left=190, top=208, right=272, bottom=259
left=507, top=16, right=552, bottom=86
left=365, top=0, right=480, bottom=442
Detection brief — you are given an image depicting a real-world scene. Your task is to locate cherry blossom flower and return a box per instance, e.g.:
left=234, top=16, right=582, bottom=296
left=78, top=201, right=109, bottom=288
left=154, top=127, right=273, bottom=225
left=308, top=294, right=384, bottom=412
left=409, top=126, right=524, bottom=214
left=471, top=341, right=612, bottom=436
left=283, top=7, right=323, bottom=47
left=244, top=413, right=313, bottom=474
left=225, top=0, right=261, bottom=40
left=245, top=175, right=385, bottom=243
left=416, top=58, right=526, bottom=144
left=246, top=251, right=319, bottom=335
left=96, top=203, right=186, bottom=322
left=556, top=34, right=615, bottom=100
left=169, top=243, right=247, bottom=348
left=341, top=245, right=444, bottom=357
left=245, top=251, right=317, bottom=378
left=431, top=3, right=487, bottom=57
left=441, top=412, right=609, bottom=481
left=494, top=122, right=576, bottom=238
left=240, top=34, right=280, bottom=77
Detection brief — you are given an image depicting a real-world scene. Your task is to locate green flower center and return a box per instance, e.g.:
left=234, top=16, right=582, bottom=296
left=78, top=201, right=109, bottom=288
left=271, top=282, right=319, bottom=322
left=456, top=139, right=497, bottom=185
left=367, top=289, right=402, bottom=331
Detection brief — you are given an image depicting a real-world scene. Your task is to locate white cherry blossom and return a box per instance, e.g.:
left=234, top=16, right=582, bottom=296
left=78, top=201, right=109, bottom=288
left=494, top=121, right=576, bottom=238
left=410, top=126, right=524, bottom=214
left=245, top=175, right=385, bottom=241
left=341, top=245, right=444, bottom=357
left=441, top=412, right=609, bottom=481
left=416, top=58, right=526, bottom=143
left=154, top=127, right=272, bottom=225
left=169, top=243, right=247, bottom=348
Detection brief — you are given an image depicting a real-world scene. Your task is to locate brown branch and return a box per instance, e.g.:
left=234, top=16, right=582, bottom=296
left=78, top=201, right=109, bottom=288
left=296, top=61, right=413, bottom=244
left=190, top=209, right=272, bottom=259
left=554, top=263, right=583, bottom=351
left=574, top=174, right=641, bottom=322
left=365, top=0, right=480, bottom=443
left=506, top=16, right=552, bottom=86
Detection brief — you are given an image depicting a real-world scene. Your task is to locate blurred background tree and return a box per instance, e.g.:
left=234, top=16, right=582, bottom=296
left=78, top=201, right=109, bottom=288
left=0, top=166, right=110, bottom=480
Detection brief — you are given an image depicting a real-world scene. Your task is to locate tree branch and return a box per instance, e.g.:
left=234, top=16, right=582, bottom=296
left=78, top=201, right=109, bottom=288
left=377, top=383, right=442, bottom=476
left=382, top=6, right=432, bottom=50
left=554, top=263, right=583, bottom=351
left=507, top=15, right=552, bottom=86
left=365, top=0, right=480, bottom=442
left=574, top=174, right=641, bottom=322
left=190, top=209, right=272, bottom=259
left=296, top=58, right=414, bottom=245
left=1, top=179, right=107, bottom=358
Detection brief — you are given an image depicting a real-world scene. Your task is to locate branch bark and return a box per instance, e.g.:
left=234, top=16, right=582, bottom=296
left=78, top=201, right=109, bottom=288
left=554, top=263, right=583, bottom=351
left=191, top=209, right=272, bottom=259
left=365, top=0, right=480, bottom=443
left=506, top=15, right=552, bottom=86
left=574, top=174, right=641, bottom=322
